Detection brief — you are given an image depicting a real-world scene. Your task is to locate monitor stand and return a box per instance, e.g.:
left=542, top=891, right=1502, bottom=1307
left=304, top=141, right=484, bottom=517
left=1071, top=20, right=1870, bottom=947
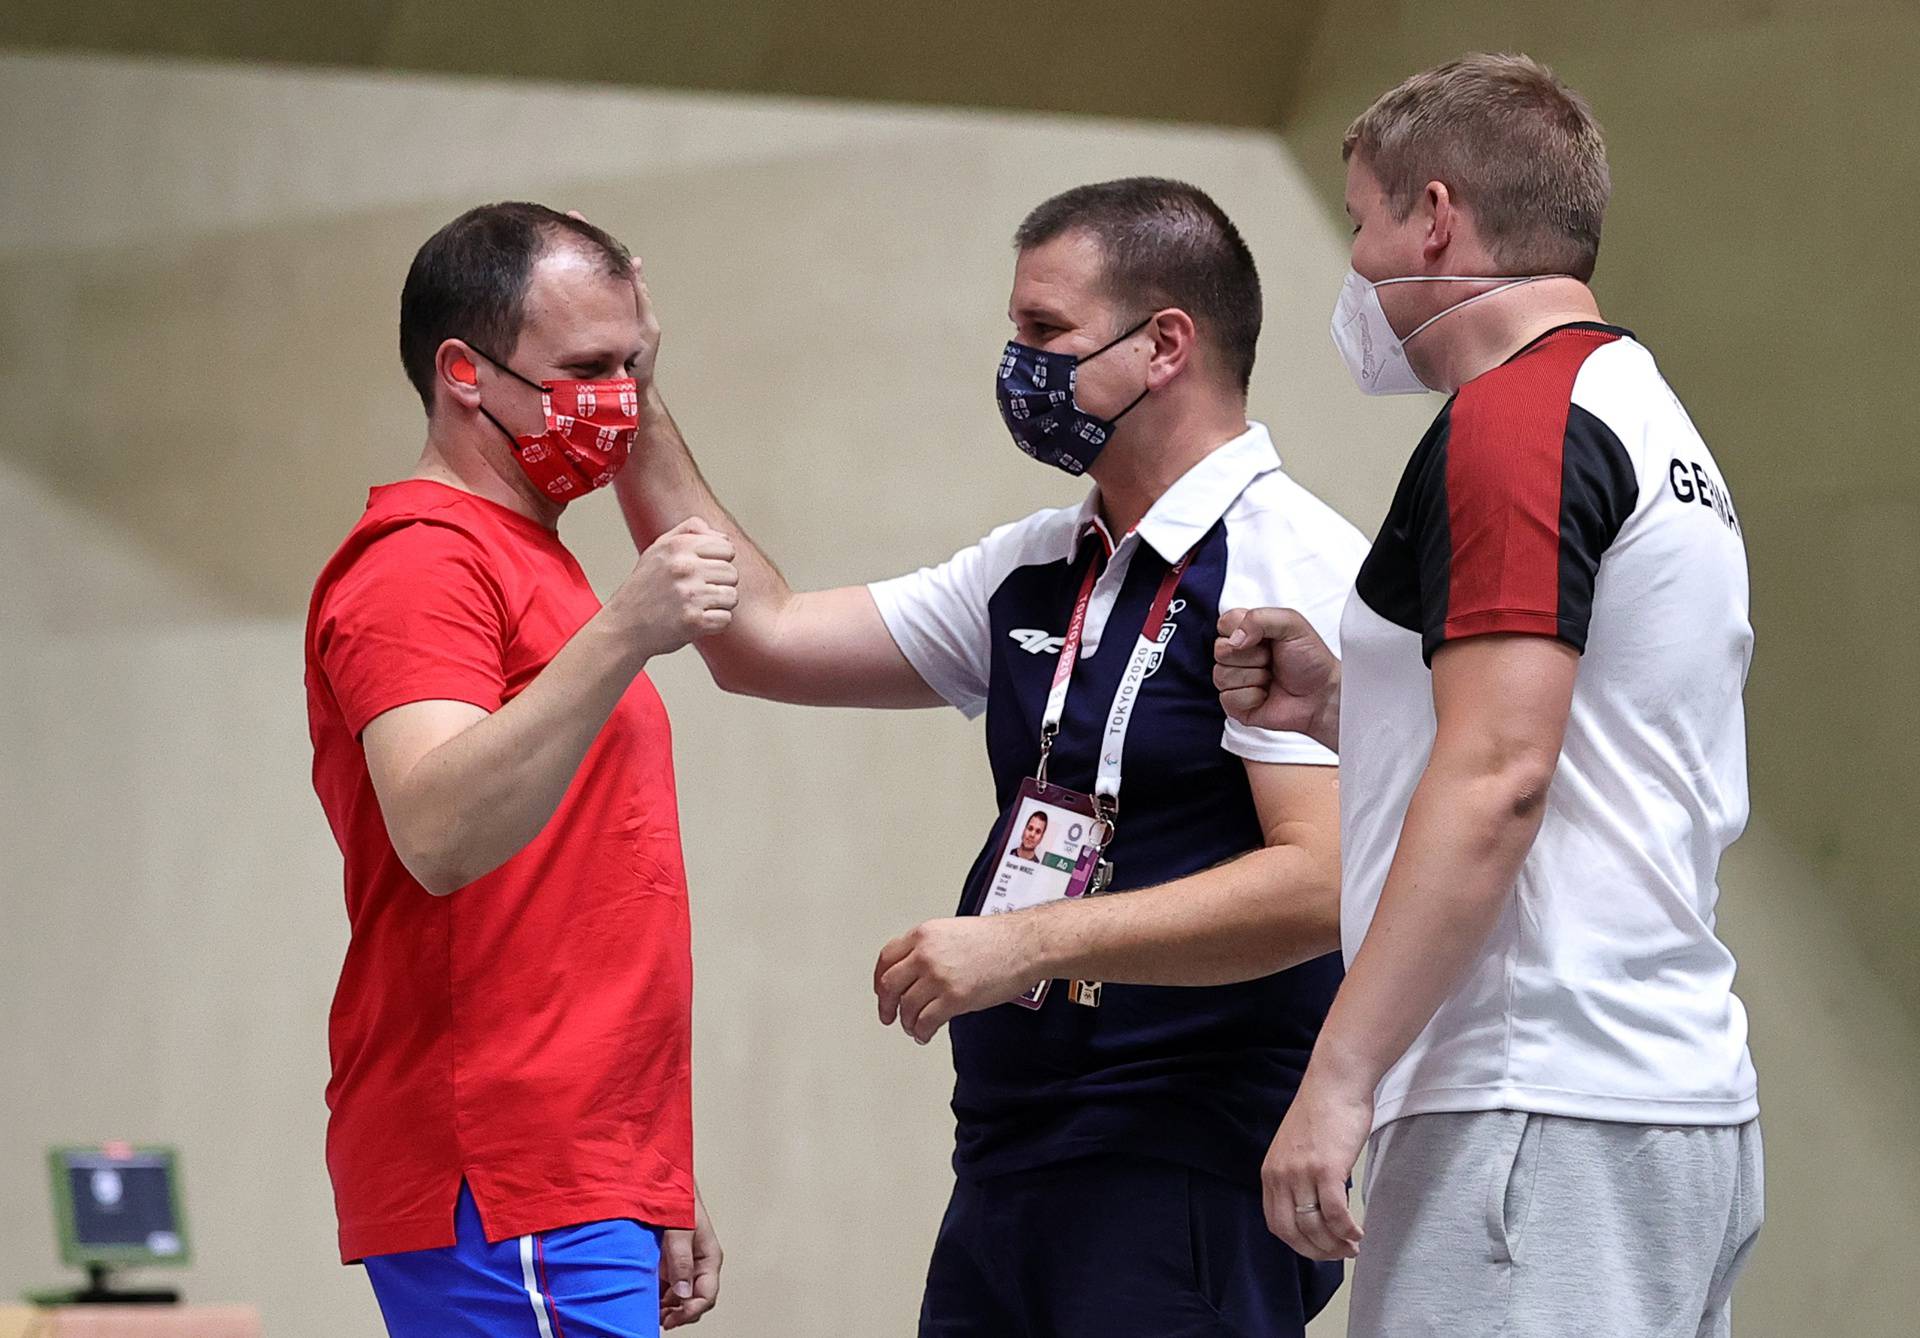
left=25, top=1264, right=179, bottom=1306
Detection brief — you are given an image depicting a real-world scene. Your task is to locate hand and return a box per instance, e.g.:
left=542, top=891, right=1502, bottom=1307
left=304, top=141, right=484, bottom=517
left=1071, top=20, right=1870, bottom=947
left=874, top=914, right=1044, bottom=1044
left=610, top=517, right=739, bottom=659
left=659, top=1186, right=721, bottom=1329
left=1260, top=1069, right=1372, bottom=1261
left=1214, top=607, right=1342, bottom=750
left=625, top=255, right=662, bottom=391
left=563, top=210, right=661, bottom=390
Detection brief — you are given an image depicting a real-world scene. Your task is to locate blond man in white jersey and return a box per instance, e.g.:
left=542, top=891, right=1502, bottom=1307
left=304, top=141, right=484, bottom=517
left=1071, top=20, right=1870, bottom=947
left=1215, top=54, right=1762, bottom=1337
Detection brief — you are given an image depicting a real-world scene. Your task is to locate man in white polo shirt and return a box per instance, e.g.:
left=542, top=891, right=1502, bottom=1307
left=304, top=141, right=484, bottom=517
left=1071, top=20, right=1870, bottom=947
left=620, top=178, right=1369, bottom=1335
left=1215, top=54, right=1762, bottom=1337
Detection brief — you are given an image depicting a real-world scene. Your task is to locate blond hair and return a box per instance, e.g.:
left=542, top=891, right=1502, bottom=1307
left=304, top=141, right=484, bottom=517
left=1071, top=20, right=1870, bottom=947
left=1344, top=53, right=1611, bottom=282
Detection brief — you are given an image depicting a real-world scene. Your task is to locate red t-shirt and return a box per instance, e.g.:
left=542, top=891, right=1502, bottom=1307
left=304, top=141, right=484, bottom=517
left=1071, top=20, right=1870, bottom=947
left=304, top=480, right=694, bottom=1263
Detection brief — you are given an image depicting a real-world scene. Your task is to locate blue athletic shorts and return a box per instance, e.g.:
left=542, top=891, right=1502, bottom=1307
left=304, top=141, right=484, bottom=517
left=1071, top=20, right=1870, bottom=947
left=364, top=1183, right=664, bottom=1338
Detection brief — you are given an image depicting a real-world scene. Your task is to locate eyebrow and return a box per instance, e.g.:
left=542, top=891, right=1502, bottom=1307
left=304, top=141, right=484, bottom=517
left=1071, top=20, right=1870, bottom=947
left=556, top=346, right=639, bottom=370
left=1010, top=304, right=1071, bottom=327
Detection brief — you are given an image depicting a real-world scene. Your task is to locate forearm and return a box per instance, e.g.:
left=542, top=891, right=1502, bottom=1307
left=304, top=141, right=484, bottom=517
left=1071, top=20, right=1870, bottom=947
left=388, top=617, right=649, bottom=892
left=1020, top=844, right=1341, bottom=987
left=1312, top=679, right=1341, bottom=753
left=616, top=385, right=799, bottom=689
left=1306, top=758, right=1547, bottom=1090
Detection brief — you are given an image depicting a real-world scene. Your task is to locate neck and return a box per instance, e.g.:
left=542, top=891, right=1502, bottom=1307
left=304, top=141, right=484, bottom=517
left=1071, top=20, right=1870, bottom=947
left=1419, top=276, right=1604, bottom=392
left=1088, top=402, right=1248, bottom=537
left=416, top=419, right=562, bottom=529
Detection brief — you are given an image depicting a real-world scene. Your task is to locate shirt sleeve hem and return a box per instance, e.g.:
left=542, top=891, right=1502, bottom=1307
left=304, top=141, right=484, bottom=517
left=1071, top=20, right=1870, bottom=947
left=343, top=682, right=505, bottom=738
left=866, top=579, right=988, bottom=719
left=1220, top=729, right=1338, bottom=768
left=1426, top=608, right=1580, bottom=663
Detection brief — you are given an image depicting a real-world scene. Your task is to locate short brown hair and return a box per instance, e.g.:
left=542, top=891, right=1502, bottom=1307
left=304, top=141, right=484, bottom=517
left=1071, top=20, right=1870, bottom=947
left=1344, top=53, right=1610, bottom=282
left=399, top=202, right=632, bottom=414
left=1014, top=178, right=1263, bottom=395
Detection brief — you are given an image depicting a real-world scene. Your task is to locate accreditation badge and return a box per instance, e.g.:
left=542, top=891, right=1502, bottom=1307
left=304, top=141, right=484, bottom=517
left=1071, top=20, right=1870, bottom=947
left=963, top=776, right=1113, bottom=1010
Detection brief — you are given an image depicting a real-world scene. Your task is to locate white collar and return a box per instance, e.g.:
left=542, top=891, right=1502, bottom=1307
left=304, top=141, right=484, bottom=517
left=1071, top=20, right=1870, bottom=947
left=1074, top=422, right=1282, bottom=562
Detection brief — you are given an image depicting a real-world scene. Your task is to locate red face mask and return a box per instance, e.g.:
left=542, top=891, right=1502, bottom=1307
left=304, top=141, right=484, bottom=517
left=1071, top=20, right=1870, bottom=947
left=470, top=349, right=640, bottom=502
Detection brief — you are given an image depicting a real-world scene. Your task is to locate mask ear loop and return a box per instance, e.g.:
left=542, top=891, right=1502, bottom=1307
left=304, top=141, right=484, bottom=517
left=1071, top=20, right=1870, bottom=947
left=1082, top=310, right=1152, bottom=426
left=1084, top=314, right=1154, bottom=362
left=1389, top=274, right=1566, bottom=345
left=1004, top=314, right=1153, bottom=363
left=1108, top=385, right=1151, bottom=424
left=466, top=344, right=550, bottom=392
left=465, top=344, right=551, bottom=454
left=1084, top=314, right=1156, bottom=424
left=476, top=403, right=533, bottom=453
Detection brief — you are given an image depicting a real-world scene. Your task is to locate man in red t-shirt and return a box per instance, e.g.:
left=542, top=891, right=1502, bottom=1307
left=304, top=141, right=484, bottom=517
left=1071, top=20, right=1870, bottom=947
left=305, top=202, right=736, bottom=1336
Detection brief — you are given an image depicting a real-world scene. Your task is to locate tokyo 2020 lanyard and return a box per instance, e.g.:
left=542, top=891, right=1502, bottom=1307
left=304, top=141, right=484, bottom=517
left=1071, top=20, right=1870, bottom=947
left=1035, top=534, right=1196, bottom=829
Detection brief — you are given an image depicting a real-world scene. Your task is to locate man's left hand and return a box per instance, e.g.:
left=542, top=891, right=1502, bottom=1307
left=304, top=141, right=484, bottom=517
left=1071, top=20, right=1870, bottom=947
left=874, top=913, right=1044, bottom=1044
left=659, top=1186, right=721, bottom=1329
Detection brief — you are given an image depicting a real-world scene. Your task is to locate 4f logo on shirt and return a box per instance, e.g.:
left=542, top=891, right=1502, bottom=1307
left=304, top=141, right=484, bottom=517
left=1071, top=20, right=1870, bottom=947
left=1010, top=629, right=1065, bottom=656
left=1009, top=599, right=1184, bottom=662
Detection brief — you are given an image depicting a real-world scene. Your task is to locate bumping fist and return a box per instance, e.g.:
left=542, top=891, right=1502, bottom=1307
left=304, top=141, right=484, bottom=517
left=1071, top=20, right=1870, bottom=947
left=615, top=517, right=739, bottom=659
left=1213, top=607, right=1342, bottom=751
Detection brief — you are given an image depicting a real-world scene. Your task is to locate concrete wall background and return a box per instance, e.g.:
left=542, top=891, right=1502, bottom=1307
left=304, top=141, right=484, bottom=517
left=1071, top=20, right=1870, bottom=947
left=1, top=28, right=1913, bottom=1337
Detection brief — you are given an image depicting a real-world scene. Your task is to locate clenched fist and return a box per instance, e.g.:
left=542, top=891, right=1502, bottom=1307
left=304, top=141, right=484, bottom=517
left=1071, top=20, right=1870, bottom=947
left=611, top=517, right=739, bottom=659
left=1213, top=607, right=1342, bottom=751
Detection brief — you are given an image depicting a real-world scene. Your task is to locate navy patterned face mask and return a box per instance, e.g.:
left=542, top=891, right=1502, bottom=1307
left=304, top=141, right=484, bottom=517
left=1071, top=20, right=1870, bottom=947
left=995, top=317, right=1151, bottom=476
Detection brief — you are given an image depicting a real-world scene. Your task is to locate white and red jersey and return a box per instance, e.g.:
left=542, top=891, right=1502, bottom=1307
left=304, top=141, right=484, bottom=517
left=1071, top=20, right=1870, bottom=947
left=1340, top=323, right=1760, bottom=1130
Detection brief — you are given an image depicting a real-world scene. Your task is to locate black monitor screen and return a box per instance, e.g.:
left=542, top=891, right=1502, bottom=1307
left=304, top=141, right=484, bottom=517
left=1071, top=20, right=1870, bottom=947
left=63, top=1153, right=183, bottom=1258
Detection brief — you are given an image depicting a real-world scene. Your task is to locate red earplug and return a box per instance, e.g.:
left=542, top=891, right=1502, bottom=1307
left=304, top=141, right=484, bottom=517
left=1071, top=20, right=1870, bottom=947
left=450, top=356, right=478, bottom=386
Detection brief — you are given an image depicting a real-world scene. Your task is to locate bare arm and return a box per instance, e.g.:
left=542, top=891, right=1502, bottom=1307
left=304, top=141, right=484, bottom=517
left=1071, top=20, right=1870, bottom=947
left=1305, top=634, right=1573, bottom=1091
left=1021, top=760, right=1340, bottom=985
left=614, top=313, right=941, bottom=708
left=362, top=519, right=737, bottom=894
left=873, top=760, right=1341, bottom=1042
left=1258, top=632, right=1577, bottom=1260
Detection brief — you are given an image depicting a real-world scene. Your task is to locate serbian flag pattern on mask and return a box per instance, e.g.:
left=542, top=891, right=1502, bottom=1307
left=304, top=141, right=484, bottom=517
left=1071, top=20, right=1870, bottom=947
left=511, top=378, right=641, bottom=500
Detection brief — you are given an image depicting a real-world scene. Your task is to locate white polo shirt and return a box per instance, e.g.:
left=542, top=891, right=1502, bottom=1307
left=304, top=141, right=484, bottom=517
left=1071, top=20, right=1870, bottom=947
left=866, top=422, right=1371, bottom=1182
left=1340, top=323, right=1760, bottom=1130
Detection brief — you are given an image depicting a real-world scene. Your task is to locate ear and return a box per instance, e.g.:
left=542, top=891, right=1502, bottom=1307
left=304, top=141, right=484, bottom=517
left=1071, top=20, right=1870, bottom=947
left=1421, top=180, right=1456, bottom=265
left=435, top=339, right=483, bottom=412
left=1144, top=307, right=1199, bottom=391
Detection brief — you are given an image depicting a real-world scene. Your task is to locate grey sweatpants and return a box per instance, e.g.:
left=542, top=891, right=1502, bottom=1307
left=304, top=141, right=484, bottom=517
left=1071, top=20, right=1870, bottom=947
left=1348, top=1110, right=1763, bottom=1338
